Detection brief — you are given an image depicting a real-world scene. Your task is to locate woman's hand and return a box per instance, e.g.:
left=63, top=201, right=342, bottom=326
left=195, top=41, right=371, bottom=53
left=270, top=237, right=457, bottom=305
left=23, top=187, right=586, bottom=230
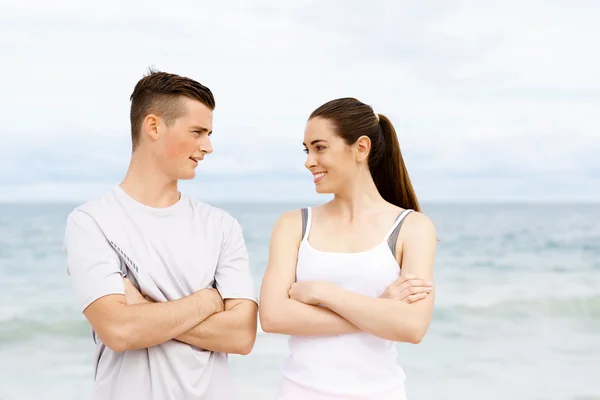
left=380, top=274, right=433, bottom=303
left=289, top=275, right=432, bottom=306
left=289, top=281, right=330, bottom=305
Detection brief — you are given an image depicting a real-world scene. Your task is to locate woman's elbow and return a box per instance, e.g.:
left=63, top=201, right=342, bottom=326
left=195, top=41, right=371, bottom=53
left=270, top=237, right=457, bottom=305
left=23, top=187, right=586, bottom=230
left=397, top=322, right=430, bottom=344
left=410, top=323, right=431, bottom=344
left=258, top=303, right=288, bottom=334
left=259, top=310, right=279, bottom=333
left=407, top=330, right=425, bottom=344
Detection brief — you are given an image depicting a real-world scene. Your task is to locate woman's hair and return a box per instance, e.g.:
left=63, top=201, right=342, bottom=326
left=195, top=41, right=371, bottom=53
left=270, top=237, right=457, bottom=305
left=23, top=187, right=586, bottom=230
left=309, top=97, right=420, bottom=212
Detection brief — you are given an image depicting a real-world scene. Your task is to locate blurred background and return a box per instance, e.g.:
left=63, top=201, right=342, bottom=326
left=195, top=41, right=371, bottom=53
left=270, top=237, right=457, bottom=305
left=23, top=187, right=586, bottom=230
left=1, top=1, right=599, bottom=399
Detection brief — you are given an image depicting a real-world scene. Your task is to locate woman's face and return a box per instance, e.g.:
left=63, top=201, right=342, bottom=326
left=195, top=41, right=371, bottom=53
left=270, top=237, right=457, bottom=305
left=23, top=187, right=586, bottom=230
left=303, top=117, right=358, bottom=194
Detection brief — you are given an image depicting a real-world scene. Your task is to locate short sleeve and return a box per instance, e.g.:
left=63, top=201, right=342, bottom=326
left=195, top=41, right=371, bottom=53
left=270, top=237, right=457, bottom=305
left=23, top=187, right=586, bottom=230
left=64, top=210, right=125, bottom=312
left=214, top=217, right=257, bottom=303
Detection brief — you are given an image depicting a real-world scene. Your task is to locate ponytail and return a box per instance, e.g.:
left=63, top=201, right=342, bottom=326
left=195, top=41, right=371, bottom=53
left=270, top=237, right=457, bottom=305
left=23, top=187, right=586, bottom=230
left=370, top=114, right=421, bottom=212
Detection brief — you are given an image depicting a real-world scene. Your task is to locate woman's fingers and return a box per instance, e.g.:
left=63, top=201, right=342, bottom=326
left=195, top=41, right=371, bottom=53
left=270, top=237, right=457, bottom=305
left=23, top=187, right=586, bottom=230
left=406, top=292, right=428, bottom=303
left=391, top=274, right=433, bottom=288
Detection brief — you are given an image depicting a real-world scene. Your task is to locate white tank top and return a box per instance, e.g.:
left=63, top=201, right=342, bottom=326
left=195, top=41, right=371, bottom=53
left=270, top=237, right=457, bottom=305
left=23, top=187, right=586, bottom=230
left=280, top=207, right=414, bottom=397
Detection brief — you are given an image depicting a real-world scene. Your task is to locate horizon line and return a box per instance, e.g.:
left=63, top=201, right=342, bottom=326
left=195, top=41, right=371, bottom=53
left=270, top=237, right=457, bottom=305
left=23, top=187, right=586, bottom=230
left=1, top=199, right=599, bottom=206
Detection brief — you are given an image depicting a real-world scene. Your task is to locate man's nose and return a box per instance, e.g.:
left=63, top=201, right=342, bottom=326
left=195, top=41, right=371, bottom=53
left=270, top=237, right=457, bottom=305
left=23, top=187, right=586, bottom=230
left=199, top=137, right=213, bottom=154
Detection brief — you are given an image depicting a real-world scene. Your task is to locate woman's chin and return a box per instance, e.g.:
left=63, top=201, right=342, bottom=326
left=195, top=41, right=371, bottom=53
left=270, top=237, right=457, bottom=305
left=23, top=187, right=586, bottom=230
left=314, top=183, right=333, bottom=194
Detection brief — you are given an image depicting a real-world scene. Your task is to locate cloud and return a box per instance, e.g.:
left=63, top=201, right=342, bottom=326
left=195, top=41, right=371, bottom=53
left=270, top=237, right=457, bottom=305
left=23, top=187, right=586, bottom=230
left=0, top=0, right=599, bottom=202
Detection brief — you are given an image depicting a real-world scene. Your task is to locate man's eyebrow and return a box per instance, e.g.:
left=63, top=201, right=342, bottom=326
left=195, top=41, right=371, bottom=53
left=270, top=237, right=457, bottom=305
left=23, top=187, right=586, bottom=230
left=190, top=126, right=211, bottom=133
left=302, top=139, right=327, bottom=146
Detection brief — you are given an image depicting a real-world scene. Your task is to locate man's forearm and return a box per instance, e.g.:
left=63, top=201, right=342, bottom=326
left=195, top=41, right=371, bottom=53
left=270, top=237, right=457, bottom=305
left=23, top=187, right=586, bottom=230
left=174, top=300, right=258, bottom=355
left=261, top=298, right=361, bottom=336
left=115, top=292, right=217, bottom=351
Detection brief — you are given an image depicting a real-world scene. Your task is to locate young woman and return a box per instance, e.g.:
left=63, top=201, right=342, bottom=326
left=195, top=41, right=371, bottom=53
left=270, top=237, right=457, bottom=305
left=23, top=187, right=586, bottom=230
left=259, top=97, right=437, bottom=400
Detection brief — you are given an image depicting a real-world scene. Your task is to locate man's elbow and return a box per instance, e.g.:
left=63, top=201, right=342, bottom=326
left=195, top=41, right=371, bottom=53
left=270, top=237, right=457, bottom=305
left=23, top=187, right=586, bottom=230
left=234, top=335, right=255, bottom=355
left=96, top=326, right=127, bottom=353
left=99, top=322, right=140, bottom=353
left=230, top=328, right=257, bottom=355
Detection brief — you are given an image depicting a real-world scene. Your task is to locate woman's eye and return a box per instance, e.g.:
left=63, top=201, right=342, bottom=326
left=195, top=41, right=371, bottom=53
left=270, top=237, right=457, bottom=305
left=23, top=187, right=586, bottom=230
left=303, top=146, right=325, bottom=153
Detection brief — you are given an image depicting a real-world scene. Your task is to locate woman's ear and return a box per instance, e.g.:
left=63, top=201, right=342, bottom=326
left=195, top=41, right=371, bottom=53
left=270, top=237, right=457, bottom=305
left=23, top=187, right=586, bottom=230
left=355, top=135, right=371, bottom=163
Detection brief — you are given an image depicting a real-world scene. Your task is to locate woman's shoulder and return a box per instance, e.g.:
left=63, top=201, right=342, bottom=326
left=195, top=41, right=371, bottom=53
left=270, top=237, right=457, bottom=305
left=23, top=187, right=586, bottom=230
left=400, top=210, right=437, bottom=241
left=275, top=208, right=302, bottom=227
left=272, top=202, right=329, bottom=232
left=382, top=201, right=433, bottom=227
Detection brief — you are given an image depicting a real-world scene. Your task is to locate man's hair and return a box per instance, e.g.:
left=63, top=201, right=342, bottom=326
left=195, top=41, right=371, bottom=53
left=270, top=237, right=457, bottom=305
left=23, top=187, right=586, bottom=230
left=129, top=68, right=215, bottom=150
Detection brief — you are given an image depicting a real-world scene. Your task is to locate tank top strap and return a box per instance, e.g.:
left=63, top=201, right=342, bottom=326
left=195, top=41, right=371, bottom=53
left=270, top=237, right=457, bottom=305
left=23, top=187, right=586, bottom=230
left=383, top=209, right=413, bottom=242
left=301, top=207, right=312, bottom=241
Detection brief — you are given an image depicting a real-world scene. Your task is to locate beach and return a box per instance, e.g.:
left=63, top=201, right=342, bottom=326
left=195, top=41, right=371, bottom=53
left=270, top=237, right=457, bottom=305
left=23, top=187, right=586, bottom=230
left=1, top=201, right=599, bottom=399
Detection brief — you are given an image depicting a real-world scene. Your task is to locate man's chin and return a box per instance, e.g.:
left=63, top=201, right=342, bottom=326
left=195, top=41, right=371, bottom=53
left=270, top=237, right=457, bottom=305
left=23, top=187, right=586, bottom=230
left=177, top=171, right=197, bottom=181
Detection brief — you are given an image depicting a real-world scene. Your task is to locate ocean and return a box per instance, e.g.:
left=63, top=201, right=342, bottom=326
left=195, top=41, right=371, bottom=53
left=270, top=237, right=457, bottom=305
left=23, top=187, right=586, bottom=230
left=0, top=202, right=599, bottom=400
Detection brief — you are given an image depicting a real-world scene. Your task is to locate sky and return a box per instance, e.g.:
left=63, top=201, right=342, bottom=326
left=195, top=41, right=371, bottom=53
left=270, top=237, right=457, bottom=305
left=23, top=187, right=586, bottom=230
left=1, top=0, right=599, bottom=203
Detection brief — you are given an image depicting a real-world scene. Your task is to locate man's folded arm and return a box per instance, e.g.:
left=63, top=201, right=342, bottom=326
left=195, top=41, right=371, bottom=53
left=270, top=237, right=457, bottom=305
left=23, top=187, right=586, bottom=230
left=65, top=210, right=221, bottom=352
left=173, top=298, right=258, bottom=355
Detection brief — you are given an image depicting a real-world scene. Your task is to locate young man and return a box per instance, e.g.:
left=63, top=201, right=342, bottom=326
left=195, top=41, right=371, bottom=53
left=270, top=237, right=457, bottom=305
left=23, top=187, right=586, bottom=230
left=64, top=69, right=258, bottom=399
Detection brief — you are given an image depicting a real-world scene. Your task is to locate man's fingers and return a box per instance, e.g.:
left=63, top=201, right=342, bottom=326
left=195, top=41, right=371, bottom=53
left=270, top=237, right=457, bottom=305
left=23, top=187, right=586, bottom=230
left=123, top=278, right=135, bottom=290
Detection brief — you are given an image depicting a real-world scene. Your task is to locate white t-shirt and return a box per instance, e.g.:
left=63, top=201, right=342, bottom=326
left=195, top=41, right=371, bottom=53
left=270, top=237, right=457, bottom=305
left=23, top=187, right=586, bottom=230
left=63, top=185, right=257, bottom=400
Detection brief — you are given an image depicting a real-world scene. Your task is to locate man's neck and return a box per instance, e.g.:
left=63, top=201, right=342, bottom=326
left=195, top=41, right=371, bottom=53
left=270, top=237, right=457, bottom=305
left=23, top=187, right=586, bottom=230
left=119, top=151, right=181, bottom=209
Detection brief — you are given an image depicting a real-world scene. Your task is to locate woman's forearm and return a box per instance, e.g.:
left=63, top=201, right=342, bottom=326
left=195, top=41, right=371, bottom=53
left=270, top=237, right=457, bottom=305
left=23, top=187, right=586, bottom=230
left=260, top=298, right=361, bottom=336
left=317, top=283, right=430, bottom=343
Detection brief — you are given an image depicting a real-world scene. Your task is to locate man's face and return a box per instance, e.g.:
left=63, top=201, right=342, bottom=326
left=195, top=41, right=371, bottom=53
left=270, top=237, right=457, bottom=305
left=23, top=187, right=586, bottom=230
left=154, top=97, right=213, bottom=180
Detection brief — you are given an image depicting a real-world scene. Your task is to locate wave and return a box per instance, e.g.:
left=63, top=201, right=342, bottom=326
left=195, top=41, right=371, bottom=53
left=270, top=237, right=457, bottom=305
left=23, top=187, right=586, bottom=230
left=0, top=317, right=91, bottom=343
left=437, top=295, right=600, bottom=320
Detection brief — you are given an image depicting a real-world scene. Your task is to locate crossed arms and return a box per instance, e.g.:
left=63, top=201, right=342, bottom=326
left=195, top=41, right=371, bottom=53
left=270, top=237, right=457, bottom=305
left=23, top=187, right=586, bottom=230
left=259, top=209, right=437, bottom=344
left=84, top=289, right=257, bottom=354
left=65, top=211, right=258, bottom=354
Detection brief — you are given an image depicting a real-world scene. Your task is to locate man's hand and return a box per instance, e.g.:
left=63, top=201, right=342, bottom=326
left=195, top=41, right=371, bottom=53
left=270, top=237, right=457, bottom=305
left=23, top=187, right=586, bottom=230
left=199, top=288, right=225, bottom=314
left=380, top=274, right=433, bottom=303
left=124, top=278, right=149, bottom=305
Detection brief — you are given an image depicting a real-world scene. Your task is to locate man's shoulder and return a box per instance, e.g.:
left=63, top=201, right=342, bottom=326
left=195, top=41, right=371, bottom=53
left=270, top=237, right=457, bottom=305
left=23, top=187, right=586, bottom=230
left=68, top=187, right=119, bottom=220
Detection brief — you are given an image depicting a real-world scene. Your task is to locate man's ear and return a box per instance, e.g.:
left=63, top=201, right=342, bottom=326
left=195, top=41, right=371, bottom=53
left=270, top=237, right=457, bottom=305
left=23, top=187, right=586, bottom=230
left=142, top=114, right=160, bottom=142
left=355, top=135, right=371, bottom=163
